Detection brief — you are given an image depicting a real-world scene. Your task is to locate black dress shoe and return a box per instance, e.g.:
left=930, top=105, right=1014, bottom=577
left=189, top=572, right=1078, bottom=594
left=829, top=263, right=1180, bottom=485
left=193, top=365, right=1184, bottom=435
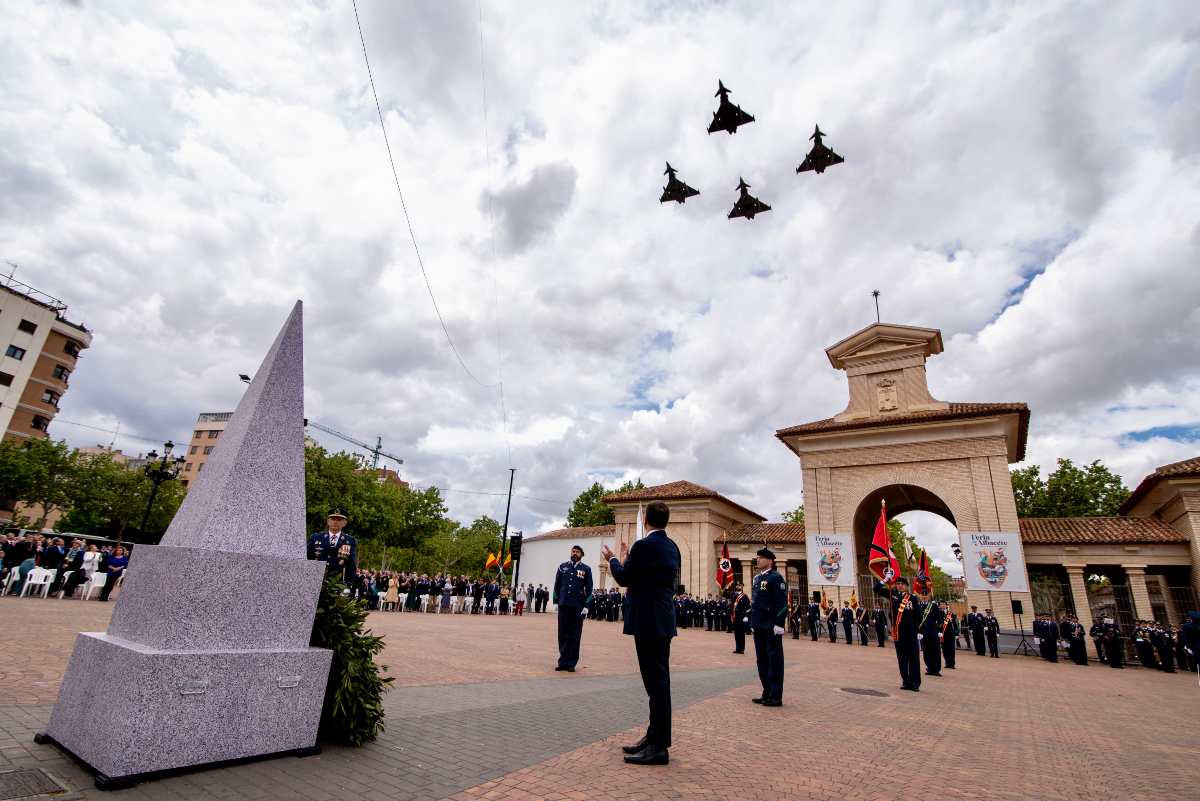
left=752, top=696, right=765, bottom=704
left=564, top=667, right=575, bottom=672
left=732, top=650, right=744, bottom=654
left=624, top=747, right=669, bottom=765
left=762, top=698, right=782, bottom=707
left=926, top=672, right=941, bottom=677
left=622, top=736, right=648, bottom=755
left=554, top=666, right=566, bottom=671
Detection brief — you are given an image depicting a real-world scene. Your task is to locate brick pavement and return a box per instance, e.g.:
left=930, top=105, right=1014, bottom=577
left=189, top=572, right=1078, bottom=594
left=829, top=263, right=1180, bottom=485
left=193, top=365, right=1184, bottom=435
left=2, top=598, right=1197, bottom=800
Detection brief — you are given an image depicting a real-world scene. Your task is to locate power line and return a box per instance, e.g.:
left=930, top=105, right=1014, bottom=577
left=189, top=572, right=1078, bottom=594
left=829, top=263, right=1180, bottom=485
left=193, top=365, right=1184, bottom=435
left=350, top=0, right=499, bottom=390
left=51, top=417, right=169, bottom=446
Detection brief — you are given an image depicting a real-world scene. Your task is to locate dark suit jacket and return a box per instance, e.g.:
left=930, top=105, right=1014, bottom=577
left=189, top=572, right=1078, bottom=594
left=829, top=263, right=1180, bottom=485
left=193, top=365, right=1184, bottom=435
left=608, top=530, right=681, bottom=639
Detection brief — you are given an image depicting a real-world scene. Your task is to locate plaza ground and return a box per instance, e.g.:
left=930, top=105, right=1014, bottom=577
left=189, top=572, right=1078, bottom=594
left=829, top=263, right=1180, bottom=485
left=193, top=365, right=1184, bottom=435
left=1, top=599, right=1196, bottom=800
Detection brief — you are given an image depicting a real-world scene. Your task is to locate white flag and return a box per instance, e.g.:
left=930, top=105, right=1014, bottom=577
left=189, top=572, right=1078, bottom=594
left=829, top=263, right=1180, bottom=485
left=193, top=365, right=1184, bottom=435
left=635, top=502, right=645, bottom=541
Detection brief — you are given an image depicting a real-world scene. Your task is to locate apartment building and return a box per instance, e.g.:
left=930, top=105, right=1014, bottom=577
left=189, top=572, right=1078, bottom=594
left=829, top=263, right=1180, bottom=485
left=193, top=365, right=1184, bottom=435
left=0, top=275, right=92, bottom=442
left=181, top=411, right=232, bottom=487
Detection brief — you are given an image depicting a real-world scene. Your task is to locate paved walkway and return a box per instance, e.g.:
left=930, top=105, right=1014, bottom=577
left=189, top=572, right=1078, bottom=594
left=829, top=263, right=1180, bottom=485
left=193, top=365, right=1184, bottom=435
left=2, top=599, right=1198, bottom=800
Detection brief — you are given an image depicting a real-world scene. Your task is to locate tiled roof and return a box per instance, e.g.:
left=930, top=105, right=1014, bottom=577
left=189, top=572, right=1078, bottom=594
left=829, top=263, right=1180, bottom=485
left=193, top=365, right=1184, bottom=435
left=1017, top=517, right=1187, bottom=545
left=603, top=480, right=766, bottom=522
left=776, top=402, right=1030, bottom=461
left=526, top=525, right=615, bottom=543
left=1120, top=456, right=1200, bottom=514
left=719, top=522, right=806, bottom=544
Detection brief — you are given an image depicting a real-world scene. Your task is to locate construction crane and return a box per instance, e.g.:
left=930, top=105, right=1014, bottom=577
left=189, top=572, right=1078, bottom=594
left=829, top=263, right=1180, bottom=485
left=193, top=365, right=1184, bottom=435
left=304, top=420, right=404, bottom=469
left=240, top=374, right=404, bottom=470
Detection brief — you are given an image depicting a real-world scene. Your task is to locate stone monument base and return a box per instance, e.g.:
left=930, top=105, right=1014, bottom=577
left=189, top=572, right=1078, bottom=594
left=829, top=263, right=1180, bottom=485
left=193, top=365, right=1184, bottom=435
left=41, top=633, right=332, bottom=789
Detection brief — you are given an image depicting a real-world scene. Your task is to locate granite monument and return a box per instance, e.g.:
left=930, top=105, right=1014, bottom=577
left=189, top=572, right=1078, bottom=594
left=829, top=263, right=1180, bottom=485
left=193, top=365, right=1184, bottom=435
left=38, top=301, right=333, bottom=789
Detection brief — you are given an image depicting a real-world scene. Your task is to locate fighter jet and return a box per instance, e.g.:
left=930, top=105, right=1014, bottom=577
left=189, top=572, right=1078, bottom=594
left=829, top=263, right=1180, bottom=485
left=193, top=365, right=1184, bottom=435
left=796, top=124, right=845, bottom=174
left=707, top=80, right=755, bottom=135
left=659, top=162, right=700, bottom=204
left=727, top=177, right=771, bottom=220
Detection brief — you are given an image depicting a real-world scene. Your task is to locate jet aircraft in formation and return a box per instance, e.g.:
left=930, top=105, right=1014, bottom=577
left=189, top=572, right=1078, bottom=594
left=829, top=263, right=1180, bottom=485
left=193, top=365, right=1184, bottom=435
left=659, top=79, right=844, bottom=220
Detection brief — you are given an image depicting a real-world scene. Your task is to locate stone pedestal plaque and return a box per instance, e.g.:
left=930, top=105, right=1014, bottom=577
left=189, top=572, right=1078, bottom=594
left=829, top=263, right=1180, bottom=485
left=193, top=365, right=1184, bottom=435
left=38, top=302, right=332, bottom=789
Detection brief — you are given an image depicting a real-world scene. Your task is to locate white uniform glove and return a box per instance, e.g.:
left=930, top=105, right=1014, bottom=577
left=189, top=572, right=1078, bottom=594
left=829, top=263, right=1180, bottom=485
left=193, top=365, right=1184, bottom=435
left=580, top=608, right=588, bottom=618
left=743, top=617, right=749, bottom=624
left=917, top=633, right=924, bottom=641
left=773, top=625, right=785, bottom=636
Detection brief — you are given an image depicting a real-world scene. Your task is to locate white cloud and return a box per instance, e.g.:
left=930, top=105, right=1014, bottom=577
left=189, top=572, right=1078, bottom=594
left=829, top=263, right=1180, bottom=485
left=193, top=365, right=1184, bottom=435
left=2, top=1, right=1196, bottom=537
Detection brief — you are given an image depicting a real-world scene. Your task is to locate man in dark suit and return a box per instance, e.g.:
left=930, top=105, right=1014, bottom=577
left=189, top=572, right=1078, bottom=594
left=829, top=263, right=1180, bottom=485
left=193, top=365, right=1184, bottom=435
left=553, top=545, right=593, bottom=671
left=601, top=501, right=680, bottom=766
left=306, top=510, right=358, bottom=587
left=873, top=608, right=889, bottom=646
left=840, top=601, right=854, bottom=645
left=807, top=597, right=821, bottom=641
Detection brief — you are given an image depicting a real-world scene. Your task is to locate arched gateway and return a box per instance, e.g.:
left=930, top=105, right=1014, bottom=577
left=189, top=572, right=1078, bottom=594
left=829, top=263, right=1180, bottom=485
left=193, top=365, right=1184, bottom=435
left=774, top=323, right=1032, bottom=628
left=525, top=320, right=1198, bottom=658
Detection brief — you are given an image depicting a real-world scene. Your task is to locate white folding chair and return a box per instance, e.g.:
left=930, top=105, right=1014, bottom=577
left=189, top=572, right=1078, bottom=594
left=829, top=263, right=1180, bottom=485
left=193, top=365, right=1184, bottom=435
left=81, top=572, right=107, bottom=601
left=19, top=567, right=53, bottom=598
left=2, top=570, right=20, bottom=596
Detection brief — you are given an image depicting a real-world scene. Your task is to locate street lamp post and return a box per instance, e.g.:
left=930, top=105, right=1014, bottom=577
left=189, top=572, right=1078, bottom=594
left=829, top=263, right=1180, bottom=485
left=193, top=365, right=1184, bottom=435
left=137, top=440, right=186, bottom=543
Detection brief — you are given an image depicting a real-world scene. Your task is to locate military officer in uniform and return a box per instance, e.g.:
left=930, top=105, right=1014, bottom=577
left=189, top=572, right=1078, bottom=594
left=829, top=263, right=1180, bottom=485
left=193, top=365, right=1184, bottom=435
left=984, top=608, right=1001, bottom=658
left=750, top=547, right=787, bottom=707
left=875, top=575, right=924, bottom=691
left=553, top=545, right=592, bottom=672
left=969, top=605, right=986, bottom=655
left=855, top=604, right=870, bottom=646
left=939, top=601, right=958, bottom=669
left=806, top=596, right=820, bottom=641
left=920, top=597, right=943, bottom=676
left=731, top=583, right=750, bottom=654
left=789, top=599, right=804, bottom=640
left=873, top=607, right=889, bottom=646
left=826, top=603, right=839, bottom=643
left=840, top=601, right=855, bottom=645
left=307, top=510, right=358, bottom=587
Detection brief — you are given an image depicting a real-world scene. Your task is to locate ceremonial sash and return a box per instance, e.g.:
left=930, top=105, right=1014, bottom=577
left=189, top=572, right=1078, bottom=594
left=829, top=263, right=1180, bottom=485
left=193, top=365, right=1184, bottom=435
left=892, top=594, right=911, bottom=639
left=941, top=616, right=951, bottom=635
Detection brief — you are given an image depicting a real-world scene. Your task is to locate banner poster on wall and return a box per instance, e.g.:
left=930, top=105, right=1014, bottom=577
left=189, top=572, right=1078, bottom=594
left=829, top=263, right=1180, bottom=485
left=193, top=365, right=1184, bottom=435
left=959, top=531, right=1030, bottom=593
left=805, top=532, right=857, bottom=588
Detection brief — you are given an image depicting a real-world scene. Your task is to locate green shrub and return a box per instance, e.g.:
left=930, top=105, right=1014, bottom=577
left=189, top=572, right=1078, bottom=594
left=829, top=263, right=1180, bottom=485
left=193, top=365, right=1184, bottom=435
left=310, top=577, right=393, bottom=746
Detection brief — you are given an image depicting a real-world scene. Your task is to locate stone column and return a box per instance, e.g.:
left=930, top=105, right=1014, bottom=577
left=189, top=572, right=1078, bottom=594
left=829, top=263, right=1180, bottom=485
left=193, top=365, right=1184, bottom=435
left=1064, top=565, right=1097, bottom=658
left=1123, top=565, right=1153, bottom=620
left=1154, top=574, right=1180, bottom=624
left=741, top=561, right=753, bottom=589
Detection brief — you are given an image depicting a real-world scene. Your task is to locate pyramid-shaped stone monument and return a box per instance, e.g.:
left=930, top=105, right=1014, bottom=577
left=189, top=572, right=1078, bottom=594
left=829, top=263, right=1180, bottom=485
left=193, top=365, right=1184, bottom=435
left=39, top=302, right=332, bottom=789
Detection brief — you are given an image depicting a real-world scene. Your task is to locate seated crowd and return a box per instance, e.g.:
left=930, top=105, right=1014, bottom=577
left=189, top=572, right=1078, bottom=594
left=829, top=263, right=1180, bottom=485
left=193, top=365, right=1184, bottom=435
left=1, top=530, right=128, bottom=601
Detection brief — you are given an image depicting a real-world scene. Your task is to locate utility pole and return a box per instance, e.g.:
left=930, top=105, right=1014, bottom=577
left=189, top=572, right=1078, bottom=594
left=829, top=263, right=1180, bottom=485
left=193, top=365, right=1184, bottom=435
left=498, top=468, right=515, bottom=584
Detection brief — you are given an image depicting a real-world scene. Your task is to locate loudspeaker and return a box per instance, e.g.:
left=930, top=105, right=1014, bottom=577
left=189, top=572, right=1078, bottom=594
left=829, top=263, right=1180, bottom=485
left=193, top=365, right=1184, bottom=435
left=1011, top=598, right=1024, bottom=616
left=812, top=591, right=821, bottom=603
left=508, top=533, right=522, bottom=560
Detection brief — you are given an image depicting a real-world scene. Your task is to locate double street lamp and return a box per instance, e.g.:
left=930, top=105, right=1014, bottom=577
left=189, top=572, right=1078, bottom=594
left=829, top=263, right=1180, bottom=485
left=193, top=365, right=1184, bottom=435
left=137, top=440, right=186, bottom=543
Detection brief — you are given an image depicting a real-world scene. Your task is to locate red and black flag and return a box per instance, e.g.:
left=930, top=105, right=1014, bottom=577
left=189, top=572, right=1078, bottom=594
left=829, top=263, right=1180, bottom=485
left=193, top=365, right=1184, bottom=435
left=867, top=500, right=900, bottom=583
left=716, top=539, right=734, bottom=589
left=913, top=549, right=932, bottom=595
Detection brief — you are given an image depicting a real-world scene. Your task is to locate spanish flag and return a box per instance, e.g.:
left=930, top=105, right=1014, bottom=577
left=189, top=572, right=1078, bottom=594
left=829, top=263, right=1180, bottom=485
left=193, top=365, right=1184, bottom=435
left=503, top=552, right=512, bottom=569
left=485, top=552, right=498, bottom=569
left=849, top=590, right=859, bottom=610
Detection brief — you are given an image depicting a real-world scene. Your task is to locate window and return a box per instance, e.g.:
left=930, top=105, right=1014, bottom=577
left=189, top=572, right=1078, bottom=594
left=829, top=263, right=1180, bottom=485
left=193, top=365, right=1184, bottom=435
left=185, top=462, right=193, bottom=472
left=5, top=345, right=26, bottom=361
left=193, top=430, right=202, bottom=440
left=52, top=365, right=70, bottom=381
left=64, top=340, right=80, bottom=358
left=41, top=389, right=60, bottom=407
left=189, top=445, right=198, bottom=455
left=203, top=445, right=214, bottom=455
left=31, top=415, right=49, bottom=431
left=180, top=479, right=188, bottom=487
left=197, top=462, right=205, bottom=472
left=207, top=430, right=219, bottom=439
left=17, top=319, right=38, bottom=334
left=0, top=371, right=12, bottom=387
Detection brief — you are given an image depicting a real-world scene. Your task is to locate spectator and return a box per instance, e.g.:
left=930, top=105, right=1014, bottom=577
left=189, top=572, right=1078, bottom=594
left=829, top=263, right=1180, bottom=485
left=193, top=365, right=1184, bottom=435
left=98, top=545, right=128, bottom=602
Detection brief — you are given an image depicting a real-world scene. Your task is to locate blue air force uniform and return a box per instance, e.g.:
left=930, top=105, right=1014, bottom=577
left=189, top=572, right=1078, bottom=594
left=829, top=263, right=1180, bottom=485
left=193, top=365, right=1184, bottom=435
left=553, top=552, right=593, bottom=670
left=306, top=527, right=358, bottom=587
left=750, top=549, right=788, bottom=704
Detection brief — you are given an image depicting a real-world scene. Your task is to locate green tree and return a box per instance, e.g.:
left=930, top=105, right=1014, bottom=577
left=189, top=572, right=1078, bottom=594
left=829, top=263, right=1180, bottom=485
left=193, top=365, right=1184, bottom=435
left=10, top=437, right=77, bottom=529
left=1011, top=458, right=1130, bottom=517
left=886, top=517, right=951, bottom=597
left=781, top=505, right=805, bottom=524
left=566, top=479, right=644, bottom=527
left=0, top=438, right=37, bottom=509
left=56, top=452, right=188, bottom=542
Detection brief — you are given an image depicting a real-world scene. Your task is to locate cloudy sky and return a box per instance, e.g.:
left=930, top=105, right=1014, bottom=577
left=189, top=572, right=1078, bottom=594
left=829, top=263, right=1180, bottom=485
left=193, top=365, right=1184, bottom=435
left=3, top=1, right=1197, bottom=570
